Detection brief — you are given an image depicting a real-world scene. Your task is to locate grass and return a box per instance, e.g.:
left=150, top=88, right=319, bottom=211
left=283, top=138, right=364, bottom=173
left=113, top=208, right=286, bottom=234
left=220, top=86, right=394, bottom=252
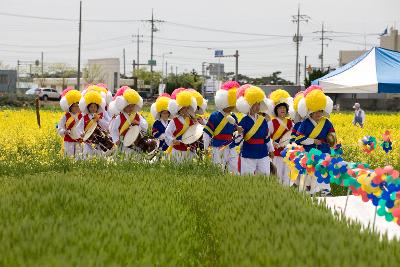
left=1, top=161, right=399, bottom=266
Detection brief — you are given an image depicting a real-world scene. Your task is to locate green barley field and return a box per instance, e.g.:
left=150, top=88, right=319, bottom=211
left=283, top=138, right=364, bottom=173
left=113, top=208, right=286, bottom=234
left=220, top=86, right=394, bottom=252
left=1, top=160, right=400, bottom=267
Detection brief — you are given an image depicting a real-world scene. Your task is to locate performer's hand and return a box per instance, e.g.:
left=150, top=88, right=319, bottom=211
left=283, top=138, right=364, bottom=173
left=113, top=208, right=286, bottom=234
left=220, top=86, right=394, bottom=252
left=269, top=152, right=275, bottom=159
left=116, top=140, right=120, bottom=146
left=131, top=120, right=140, bottom=126
left=66, top=130, right=71, bottom=136
left=236, top=126, right=244, bottom=134
left=172, top=140, right=181, bottom=146
left=93, top=114, right=100, bottom=122
left=314, top=139, right=322, bottom=145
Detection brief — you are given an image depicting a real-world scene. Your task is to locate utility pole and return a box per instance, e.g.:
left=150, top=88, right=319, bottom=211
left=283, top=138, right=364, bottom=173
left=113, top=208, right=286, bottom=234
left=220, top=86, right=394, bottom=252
left=132, top=29, right=143, bottom=70
left=123, top=48, right=126, bottom=76
left=235, top=50, right=239, bottom=82
left=142, top=9, right=164, bottom=72
left=304, top=56, right=307, bottom=82
left=291, top=5, right=309, bottom=85
left=165, top=61, right=168, bottom=77
left=41, top=51, right=44, bottom=77
left=77, top=1, right=82, bottom=90
left=175, top=66, right=178, bottom=76
left=314, top=22, right=332, bottom=71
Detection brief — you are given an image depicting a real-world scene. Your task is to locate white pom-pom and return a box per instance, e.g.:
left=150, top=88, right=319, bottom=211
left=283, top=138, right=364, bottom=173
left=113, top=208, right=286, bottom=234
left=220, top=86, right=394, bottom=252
left=115, top=96, right=128, bottom=113
left=236, top=97, right=250, bottom=114
left=150, top=103, right=159, bottom=120
left=325, top=96, right=333, bottom=115
left=60, top=97, right=69, bottom=112
left=297, top=98, right=308, bottom=118
left=215, top=90, right=228, bottom=110
left=108, top=101, right=118, bottom=117
left=168, top=100, right=179, bottom=116
left=78, top=97, right=88, bottom=114
left=106, top=91, right=113, bottom=105
left=265, top=98, right=275, bottom=116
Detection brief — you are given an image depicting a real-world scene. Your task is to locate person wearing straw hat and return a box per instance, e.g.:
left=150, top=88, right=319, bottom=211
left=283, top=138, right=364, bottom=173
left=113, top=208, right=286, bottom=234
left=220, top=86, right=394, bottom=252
left=352, top=102, right=365, bottom=128
left=236, top=85, right=275, bottom=175
left=108, top=87, right=148, bottom=154
left=57, top=87, right=83, bottom=158
left=296, top=87, right=335, bottom=196
left=203, top=81, right=242, bottom=174
left=266, top=89, right=294, bottom=186
left=76, top=90, right=109, bottom=158
left=164, top=90, right=198, bottom=162
left=151, top=93, right=172, bottom=151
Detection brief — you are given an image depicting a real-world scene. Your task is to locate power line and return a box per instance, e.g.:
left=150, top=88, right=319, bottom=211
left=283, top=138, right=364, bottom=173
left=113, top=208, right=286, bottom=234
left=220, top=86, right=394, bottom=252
left=165, top=21, right=293, bottom=37
left=0, top=11, right=143, bottom=22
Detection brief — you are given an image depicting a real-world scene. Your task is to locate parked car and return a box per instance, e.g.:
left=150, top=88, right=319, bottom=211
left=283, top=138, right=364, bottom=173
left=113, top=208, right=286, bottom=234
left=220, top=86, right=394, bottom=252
left=25, top=88, right=41, bottom=96
left=37, top=88, right=61, bottom=101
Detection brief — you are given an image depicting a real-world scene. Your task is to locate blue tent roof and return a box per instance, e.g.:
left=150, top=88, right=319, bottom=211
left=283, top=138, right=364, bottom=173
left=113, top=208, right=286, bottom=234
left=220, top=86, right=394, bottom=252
left=312, top=47, right=400, bottom=93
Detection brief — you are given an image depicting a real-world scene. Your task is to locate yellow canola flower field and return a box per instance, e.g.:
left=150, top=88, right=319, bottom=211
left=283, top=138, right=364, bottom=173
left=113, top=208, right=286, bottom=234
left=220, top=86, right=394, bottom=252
left=0, top=109, right=399, bottom=174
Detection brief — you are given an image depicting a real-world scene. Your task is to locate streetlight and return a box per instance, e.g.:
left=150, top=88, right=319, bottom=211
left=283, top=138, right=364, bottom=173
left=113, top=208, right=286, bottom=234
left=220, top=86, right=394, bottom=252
left=162, top=52, right=173, bottom=78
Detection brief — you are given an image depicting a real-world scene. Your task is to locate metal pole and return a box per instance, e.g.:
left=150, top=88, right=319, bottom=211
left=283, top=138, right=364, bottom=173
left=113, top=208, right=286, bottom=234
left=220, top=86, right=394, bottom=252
left=123, top=48, right=126, bottom=76
left=235, top=50, right=239, bottom=82
left=41, top=51, right=44, bottom=77
left=77, top=1, right=82, bottom=90
left=150, top=9, right=154, bottom=72
left=295, top=6, right=300, bottom=85
left=162, top=54, right=165, bottom=78
left=175, top=66, right=177, bottom=76
left=304, top=55, right=307, bottom=82
left=321, top=23, right=324, bottom=71
left=165, top=61, right=168, bottom=77
left=137, top=29, right=140, bottom=70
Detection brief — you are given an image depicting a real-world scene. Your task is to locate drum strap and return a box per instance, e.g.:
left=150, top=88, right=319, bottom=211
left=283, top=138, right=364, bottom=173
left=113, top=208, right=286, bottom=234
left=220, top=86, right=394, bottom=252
left=65, top=114, right=76, bottom=130
left=166, top=117, right=190, bottom=154
left=244, top=116, right=264, bottom=142
left=309, top=117, right=326, bottom=139
left=119, top=113, right=137, bottom=135
left=213, top=116, right=229, bottom=137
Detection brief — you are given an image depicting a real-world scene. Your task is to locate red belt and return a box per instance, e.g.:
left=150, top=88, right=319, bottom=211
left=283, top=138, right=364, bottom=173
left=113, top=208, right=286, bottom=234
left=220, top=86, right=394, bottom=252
left=214, top=134, right=233, bottom=140
left=246, top=138, right=265, bottom=144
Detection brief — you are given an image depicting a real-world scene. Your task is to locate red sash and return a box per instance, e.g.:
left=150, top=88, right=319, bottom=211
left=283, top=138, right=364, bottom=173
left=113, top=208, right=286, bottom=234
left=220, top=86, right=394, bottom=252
left=118, top=113, right=140, bottom=137
left=272, top=118, right=293, bottom=156
left=173, top=117, right=194, bottom=151
left=64, top=112, right=82, bottom=142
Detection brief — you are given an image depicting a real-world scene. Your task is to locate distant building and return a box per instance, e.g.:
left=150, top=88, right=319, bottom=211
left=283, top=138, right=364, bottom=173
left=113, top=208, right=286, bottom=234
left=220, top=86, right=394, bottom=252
left=0, top=70, right=17, bottom=94
left=339, top=50, right=367, bottom=66
left=87, top=58, right=120, bottom=93
left=339, top=27, right=399, bottom=66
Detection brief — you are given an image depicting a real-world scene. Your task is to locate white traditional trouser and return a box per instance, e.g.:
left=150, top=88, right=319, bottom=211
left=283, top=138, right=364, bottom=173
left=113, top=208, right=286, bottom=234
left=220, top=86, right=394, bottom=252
left=272, top=156, right=291, bottom=186
left=170, top=148, right=195, bottom=163
left=83, top=143, right=101, bottom=159
left=240, top=156, right=271, bottom=176
left=212, top=146, right=238, bottom=174
left=63, top=141, right=82, bottom=159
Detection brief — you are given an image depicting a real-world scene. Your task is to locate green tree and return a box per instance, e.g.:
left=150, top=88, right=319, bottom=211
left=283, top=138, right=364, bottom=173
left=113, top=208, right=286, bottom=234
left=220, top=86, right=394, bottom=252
left=304, top=69, right=329, bottom=88
left=134, top=68, right=162, bottom=89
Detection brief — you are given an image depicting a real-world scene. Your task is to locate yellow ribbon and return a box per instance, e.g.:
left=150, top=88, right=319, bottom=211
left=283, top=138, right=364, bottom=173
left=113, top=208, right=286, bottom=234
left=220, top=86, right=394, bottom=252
left=65, top=115, right=75, bottom=130
left=119, top=113, right=137, bottom=135
left=271, top=118, right=288, bottom=141
left=244, top=116, right=264, bottom=141
left=309, top=117, right=327, bottom=139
